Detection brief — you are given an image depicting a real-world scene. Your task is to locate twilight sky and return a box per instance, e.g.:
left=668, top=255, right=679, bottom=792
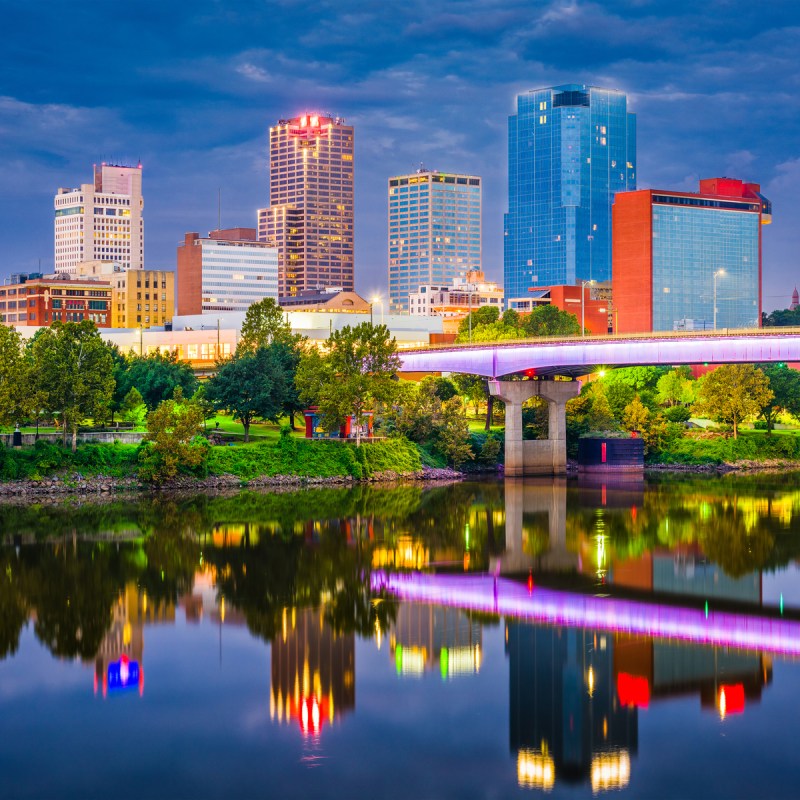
left=1, top=0, right=798, bottom=309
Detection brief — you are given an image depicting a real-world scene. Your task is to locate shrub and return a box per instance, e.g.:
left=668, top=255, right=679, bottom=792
left=664, top=405, right=692, bottom=423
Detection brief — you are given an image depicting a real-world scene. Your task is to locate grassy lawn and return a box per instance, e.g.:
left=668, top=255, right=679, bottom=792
left=204, top=414, right=305, bottom=441
left=466, top=415, right=504, bottom=434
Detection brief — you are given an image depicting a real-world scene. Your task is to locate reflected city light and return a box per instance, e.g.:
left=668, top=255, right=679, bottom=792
left=591, top=751, right=631, bottom=793
left=440, top=645, right=482, bottom=678
left=718, top=683, right=745, bottom=720
left=395, top=645, right=426, bottom=676
left=517, top=747, right=555, bottom=791
left=371, top=572, right=800, bottom=657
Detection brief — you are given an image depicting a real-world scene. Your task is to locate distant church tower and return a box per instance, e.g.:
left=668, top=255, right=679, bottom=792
left=792, top=287, right=799, bottom=311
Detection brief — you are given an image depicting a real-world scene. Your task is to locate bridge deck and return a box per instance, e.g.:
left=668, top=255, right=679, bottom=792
left=397, top=327, right=800, bottom=377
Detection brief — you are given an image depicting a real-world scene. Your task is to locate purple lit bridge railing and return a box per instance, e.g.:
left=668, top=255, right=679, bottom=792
left=398, top=330, right=800, bottom=377
left=371, top=571, right=800, bottom=658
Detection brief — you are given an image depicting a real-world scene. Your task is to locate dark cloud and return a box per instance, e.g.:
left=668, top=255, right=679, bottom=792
left=0, top=0, right=798, bottom=307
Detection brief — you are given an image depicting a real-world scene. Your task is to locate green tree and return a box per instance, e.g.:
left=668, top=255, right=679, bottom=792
left=420, top=375, right=458, bottom=402
left=295, top=323, right=400, bottom=446
left=693, top=364, right=773, bottom=439
left=140, top=387, right=208, bottom=482
left=271, top=339, right=305, bottom=428
left=0, top=324, right=30, bottom=427
left=522, top=304, right=581, bottom=337
left=30, top=321, right=114, bottom=451
left=435, top=397, right=474, bottom=468
left=106, top=342, right=130, bottom=422
left=762, top=307, right=800, bottom=327
left=586, top=388, right=618, bottom=432
left=205, top=346, right=287, bottom=442
left=656, top=368, right=695, bottom=407
left=239, top=297, right=296, bottom=351
left=757, top=364, right=800, bottom=433
left=622, top=396, right=669, bottom=456
left=191, top=384, right=216, bottom=430
left=120, top=387, right=148, bottom=426
left=117, top=351, right=198, bottom=410
left=457, top=306, right=500, bottom=339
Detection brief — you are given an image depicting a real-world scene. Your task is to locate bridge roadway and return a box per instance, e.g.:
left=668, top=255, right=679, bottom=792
left=371, top=571, right=800, bottom=659
left=396, top=328, right=800, bottom=475
left=397, top=327, right=800, bottom=378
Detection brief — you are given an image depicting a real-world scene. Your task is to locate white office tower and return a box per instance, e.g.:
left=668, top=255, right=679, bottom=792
left=54, top=163, right=144, bottom=274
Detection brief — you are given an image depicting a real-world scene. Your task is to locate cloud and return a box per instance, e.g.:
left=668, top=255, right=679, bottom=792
left=235, top=63, right=272, bottom=83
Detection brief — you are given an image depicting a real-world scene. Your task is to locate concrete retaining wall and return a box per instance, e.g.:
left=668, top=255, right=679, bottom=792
left=0, top=431, right=145, bottom=447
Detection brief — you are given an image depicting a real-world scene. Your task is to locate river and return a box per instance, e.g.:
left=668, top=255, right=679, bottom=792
left=2, top=474, right=800, bottom=798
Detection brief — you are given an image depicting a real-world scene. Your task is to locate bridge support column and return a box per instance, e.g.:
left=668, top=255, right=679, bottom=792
left=489, top=379, right=580, bottom=476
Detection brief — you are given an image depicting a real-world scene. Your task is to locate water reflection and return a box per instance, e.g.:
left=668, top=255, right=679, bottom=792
left=2, top=475, right=800, bottom=796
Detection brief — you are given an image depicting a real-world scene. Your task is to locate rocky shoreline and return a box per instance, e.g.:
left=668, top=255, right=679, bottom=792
left=0, top=465, right=467, bottom=498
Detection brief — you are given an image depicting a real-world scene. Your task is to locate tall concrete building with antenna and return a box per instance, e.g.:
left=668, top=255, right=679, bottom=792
left=257, top=114, right=354, bottom=298
left=54, top=163, right=144, bottom=274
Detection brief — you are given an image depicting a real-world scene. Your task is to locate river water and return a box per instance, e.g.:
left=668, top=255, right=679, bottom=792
left=2, top=474, right=800, bottom=798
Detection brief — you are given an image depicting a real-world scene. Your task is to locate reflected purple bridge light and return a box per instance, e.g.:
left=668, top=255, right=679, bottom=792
left=371, top=572, right=800, bottom=657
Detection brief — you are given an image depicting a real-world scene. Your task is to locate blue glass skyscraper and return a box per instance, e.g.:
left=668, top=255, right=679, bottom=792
left=504, top=84, right=636, bottom=303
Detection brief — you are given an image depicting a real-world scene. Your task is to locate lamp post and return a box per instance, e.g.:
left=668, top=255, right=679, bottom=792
left=713, top=269, right=726, bottom=331
left=370, top=295, right=384, bottom=326
left=580, top=280, right=595, bottom=337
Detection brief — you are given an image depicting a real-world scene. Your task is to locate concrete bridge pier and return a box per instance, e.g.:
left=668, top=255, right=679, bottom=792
left=489, top=379, right=580, bottom=476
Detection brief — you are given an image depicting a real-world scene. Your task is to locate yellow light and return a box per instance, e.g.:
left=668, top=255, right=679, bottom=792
left=598, top=370, right=606, bottom=378
left=591, top=751, right=631, bottom=792
left=517, top=749, right=555, bottom=790
left=587, top=666, right=595, bottom=697
left=719, top=687, right=727, bottom=720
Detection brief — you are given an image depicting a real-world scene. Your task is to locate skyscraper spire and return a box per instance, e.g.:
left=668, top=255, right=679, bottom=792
left=791, top=286, right=799, bottom=311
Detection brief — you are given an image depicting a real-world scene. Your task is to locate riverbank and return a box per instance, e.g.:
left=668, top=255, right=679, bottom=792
left=0, top=464, right=466, bottom=498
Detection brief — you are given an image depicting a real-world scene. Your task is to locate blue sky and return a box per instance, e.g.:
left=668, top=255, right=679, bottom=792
left=1, top=0, right=798, bottom=309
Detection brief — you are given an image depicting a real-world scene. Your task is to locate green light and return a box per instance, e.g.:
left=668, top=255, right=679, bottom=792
left=705, top=600, right=709, bottom=619
left=440, top=648, right=449, bottom=680
left=780, top=594, right=784, bottom=615
left=395, top=645, right=403, bottom=675
left=465, top=522, right=470, bottom=550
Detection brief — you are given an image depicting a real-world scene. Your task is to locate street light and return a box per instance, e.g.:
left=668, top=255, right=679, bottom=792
left=580, top=280, right=595, bottom=337
left=370, top=295, right=384, bottom=326
left=713, top=269, right=726, bottom=331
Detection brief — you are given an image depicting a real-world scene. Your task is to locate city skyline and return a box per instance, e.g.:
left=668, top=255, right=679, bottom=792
left=0, top=2, right=798, bottom=310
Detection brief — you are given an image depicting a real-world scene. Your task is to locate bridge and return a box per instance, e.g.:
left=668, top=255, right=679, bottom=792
left=398, top=328, right=800, bottom=475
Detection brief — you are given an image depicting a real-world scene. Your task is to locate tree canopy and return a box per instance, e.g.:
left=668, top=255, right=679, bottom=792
left=693, top=364, right=773, bottom=438
left=0, top=324, right=31, bottom=427
left=295, top=323, right=400, bottom=445
left=30, top=321, right=115, bottom=451
left=239, top=297, right=296, bottom=351
left=757, top=363, right=800, bottom=432
left=117, top=351, right=198, bottom=410
left=205, top=346, right=288, bottom=441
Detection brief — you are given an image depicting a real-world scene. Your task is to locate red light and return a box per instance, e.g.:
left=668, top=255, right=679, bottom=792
left=617, top=672, right=650, bottom=708
left=525, top=369, right=535, bottom=378
left=528, top=571, right=534, bottom=594
left=288, top=694, right=330, bottom=737
left=719, top=684, right=745, bottom=715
